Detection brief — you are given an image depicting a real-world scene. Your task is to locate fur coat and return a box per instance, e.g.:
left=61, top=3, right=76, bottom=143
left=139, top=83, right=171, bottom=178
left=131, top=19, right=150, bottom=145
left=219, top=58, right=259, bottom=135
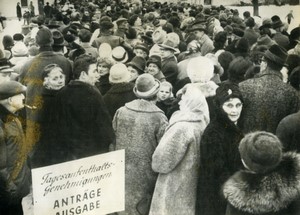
left=223, top=152, right=300, bottom=215
left=149, top=109, right=209, bottom=215
left=196, top=103, right=244, bottom=215
left=113, top=99, right=168, bottom=215
left=239, top=69, right=300, bottom=134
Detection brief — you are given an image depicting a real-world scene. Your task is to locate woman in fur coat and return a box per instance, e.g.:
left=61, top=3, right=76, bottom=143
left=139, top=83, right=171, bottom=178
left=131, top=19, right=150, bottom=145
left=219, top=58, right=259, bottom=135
left=223, top=131, right=300, bottom=215
left=149, top=85, right=210, bottom=215
left=113, top=74, right=168, bottom=215
left=196, top=84, right=244, bottom=215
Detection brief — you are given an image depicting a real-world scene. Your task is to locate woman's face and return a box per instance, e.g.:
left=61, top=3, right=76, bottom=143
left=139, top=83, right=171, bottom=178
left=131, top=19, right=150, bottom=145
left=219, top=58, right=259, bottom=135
left=44, top=67, right=66, bottom=90
left=146, top=63, right=160, bottom=76
left=97, top=63, right=110, bottom=76
left=222, top=98, right=243, bottom=124
left=128, top=66, right=139, bottom=81
left=157, top=85, right=171, bottom=101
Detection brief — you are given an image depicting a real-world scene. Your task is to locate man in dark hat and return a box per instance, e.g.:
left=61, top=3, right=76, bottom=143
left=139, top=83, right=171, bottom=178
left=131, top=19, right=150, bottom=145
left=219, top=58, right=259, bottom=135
left=19, top=27, right=72, bottom=154
left=271, top=16, right=289, bottom=50
left=0, top=81, right=31, bottom=215
left=189, top=22, right=214, bottom=56
left=239, top=44, right=300, bottom=134
left=92, top=18, right=132, bottom=50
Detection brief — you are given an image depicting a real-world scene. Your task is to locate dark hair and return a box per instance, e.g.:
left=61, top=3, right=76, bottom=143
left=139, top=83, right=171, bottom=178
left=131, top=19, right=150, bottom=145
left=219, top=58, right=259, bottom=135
left=128, top=14, right=139, bottom=26
left=228, top=57, right=253, bottom=82
left=213, top=31, right=227, bottom=51
left=218, top=51, right=235, bottom=81
left=243, top=11, right=250, bottom=18
left=42, top=64, right=64, bottom=79
left=289, top=66, right=300, bottom=91
left=73, top=54, right=97, bottom=79
left=78, top=29, right=92, bottom=42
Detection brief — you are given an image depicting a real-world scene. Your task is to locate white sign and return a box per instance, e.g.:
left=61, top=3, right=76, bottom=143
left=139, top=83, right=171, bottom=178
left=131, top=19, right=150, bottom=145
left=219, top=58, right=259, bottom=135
left=32, top=150, right=125, bottom=215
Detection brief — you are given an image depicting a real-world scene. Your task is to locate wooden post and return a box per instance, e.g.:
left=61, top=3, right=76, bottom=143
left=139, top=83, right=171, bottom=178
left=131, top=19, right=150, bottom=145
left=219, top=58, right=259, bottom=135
left=252, top=0, right=259, bottom=16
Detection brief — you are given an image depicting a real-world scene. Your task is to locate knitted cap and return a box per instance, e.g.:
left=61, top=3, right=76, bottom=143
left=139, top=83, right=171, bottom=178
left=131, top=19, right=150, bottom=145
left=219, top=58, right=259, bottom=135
left=239, top=131, right=282, bottom=174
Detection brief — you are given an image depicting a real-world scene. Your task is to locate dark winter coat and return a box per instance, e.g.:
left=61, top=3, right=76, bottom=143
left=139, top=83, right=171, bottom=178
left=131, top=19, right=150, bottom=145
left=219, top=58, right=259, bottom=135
left=16, top=4, right=22, bottom=18
left=0, top=105, right=31, bottom=208
left=161, top=56, right=179, bottom=89
left=113, top=99, right=168, bottom=215
left=196, top=103, right=244, bottom=215
left=30, top=88, right=60, bottom=168
left=55, top=81, right=115, bottom=163
left=223, top=152, right=300, bottom=215
left=95, top=74, right=111, bottom=96
left=19, top=47, right=72, bottom=152
left=276, top=110, right=300, bottom=152
left=239, top=69, right=300, bottom=134
left=156, top=97, right=175, bottom=119
left=103, top=82, right=137, bottom=119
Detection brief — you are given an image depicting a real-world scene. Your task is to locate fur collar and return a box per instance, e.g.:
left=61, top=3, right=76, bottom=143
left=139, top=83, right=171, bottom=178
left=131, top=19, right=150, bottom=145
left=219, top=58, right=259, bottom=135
left=125, top=99, right=164, bottom=114
left=223, top=152, right=300, bottom=214
left=168, top=110, right=209, bottom=128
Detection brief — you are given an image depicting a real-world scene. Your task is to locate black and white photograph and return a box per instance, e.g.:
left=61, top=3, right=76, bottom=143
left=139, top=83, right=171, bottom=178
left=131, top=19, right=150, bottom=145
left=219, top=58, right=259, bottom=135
left=0, top=0, right=300, bottom=214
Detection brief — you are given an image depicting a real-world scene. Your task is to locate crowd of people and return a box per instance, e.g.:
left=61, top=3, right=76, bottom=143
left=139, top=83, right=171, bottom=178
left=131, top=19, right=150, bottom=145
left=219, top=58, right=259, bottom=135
left=0, top=0, right=300, bottom=214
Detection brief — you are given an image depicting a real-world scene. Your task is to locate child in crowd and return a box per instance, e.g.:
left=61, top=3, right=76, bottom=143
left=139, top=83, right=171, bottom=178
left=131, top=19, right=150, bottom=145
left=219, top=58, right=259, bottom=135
left=156, top=81, right=175, bottom=118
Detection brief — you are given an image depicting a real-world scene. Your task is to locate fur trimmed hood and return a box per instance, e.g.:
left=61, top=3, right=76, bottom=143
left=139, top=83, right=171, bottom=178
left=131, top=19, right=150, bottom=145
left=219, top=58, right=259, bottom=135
left=223, top=152, right=300, bottom=214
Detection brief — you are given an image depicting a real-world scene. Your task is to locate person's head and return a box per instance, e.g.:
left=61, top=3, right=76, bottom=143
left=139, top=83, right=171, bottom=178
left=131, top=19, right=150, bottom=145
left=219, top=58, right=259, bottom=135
left=109, top=63, right=131, bottom=84
left=111, top=46, right=129, bottom=63
left=243, top=11, right=250, bottom=19
left=73, top=54, right=99, bottom=86
left=215, top=84, right=244, bottom=124
left=127, top=56, right=146, bottom=82
left=288, top=66, right=300, bottom=91
left=227, top=57, right=253, bottom=83
left=179, top=85, right=209, bottom=119
left=97, top=57, right=114, bottom=77
left=42, top=64, right=66, bottom=90
left=116, top=18, right=129, bottom=30
left=0, top=81, right=27, bottom=113
left=51, top=29, right=67, bottom=52
left=36, top=27, right=54, bottom=47
left=133, top=73, right=160, bottom=101
left=187, top=56, right=214, bottom=83
left=146, top=55, right=161, bottom=76
left=3, top=35, right=14, bottom=49
left=189, top=23, right=207, bottom=40
left=157, top=81, right=173, bottom=101
left=78, top=29, right=92, bottom=43
left=0, top=62, right=13, bottom=84
left=261, top=44, right=288, bottom=72
left=239, top=131, right=282, bottom=174
left=134, top=43, right=149, bottom=59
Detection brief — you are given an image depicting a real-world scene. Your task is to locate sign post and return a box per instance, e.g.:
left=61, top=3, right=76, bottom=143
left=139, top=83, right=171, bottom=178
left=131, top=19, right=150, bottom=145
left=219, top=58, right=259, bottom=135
left=31, top=150, right=125, bottom=215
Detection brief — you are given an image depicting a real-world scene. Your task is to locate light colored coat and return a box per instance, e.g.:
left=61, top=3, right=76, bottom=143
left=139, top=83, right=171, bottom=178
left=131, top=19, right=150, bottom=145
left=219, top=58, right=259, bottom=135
left=113, top=99, right=168, bottom=215
left=150, top=108, right=209, bottom=215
